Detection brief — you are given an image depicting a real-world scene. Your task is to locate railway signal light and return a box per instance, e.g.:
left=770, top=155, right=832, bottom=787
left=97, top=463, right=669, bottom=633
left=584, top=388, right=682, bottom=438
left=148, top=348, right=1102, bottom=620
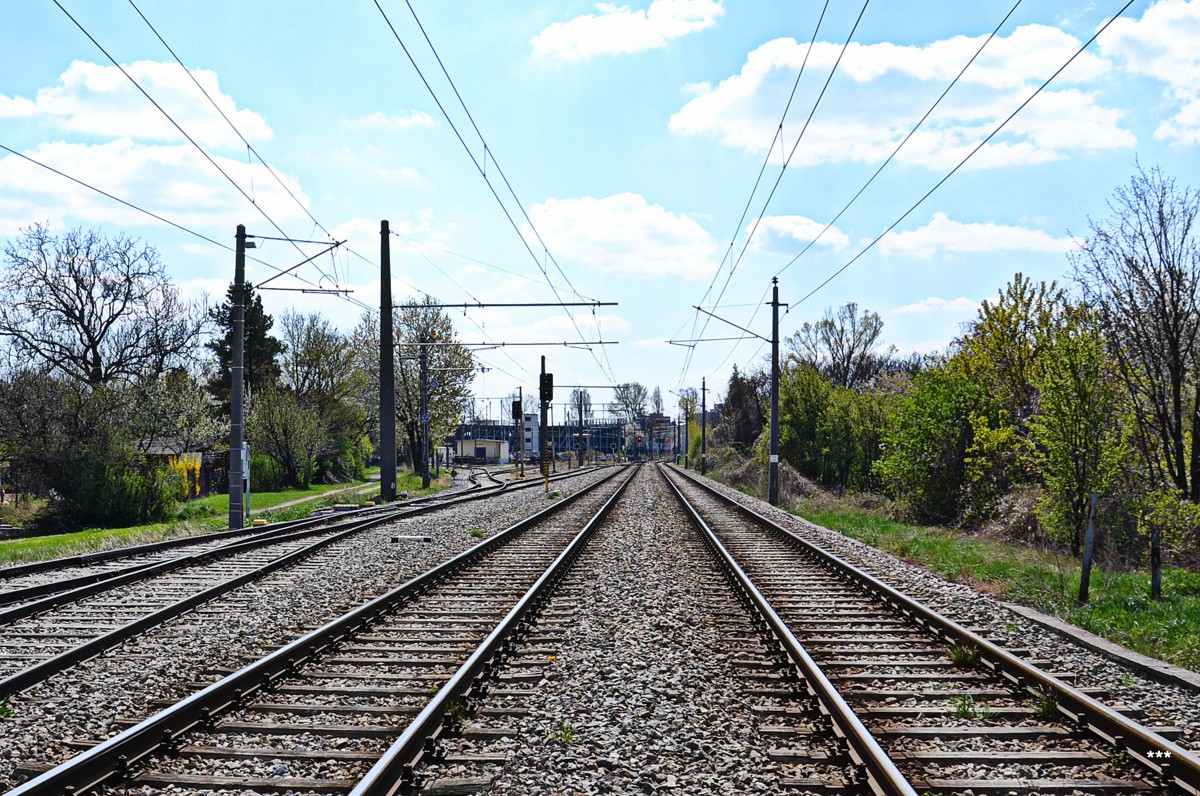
left=539, top=372, right=553, bottom=403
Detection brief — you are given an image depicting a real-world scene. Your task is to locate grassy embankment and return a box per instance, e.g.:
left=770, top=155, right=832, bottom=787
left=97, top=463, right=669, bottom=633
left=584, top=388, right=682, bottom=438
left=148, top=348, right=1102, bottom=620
left=0, top=468, right=448, bottom=566
left=796, top=503, right=1200, bottom=673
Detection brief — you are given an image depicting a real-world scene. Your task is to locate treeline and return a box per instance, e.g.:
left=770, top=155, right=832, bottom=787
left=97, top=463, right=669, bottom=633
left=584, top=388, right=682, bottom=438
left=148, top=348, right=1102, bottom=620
left=0, top=223, right=472, bottom=529
left=706, top=166, right=1200, bottom=568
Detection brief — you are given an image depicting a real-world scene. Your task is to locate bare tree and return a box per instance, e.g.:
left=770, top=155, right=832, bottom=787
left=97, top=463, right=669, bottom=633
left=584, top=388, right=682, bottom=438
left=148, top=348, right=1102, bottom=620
left=786, top=302, right=895, bottom=389
left=650, top=386, right=664, bottom=415
left=609, top=382, right=648, bottom=420
left=567, top=388, right=592, bottom=424
left=0, top=224, right=206, bottom=386
left=1072, top=165, right=1200, bottom=500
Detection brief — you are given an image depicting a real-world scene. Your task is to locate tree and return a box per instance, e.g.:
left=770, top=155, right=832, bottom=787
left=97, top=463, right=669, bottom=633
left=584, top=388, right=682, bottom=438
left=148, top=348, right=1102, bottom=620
left=786, top=302, right=895, bottom=389
left=676, top=387, right=698, bottom=420
left=393, top=299, right=475, bottom=470
left=567, top=388, right=593, bottom=424
left=874, top=364, right=990, bottom=524
left=1072, top=165, right=1200, bottom=500
left=277, top=310, right=368, bottom=481
left=0, top=372, right=177, bottom=526
left=650, top=386, right=664, bottom=415
left=958, top=273, right=1063, bottom=432
left=609, top=382, right=648, bottom=421
left=247, top=383, right=323, bottom=488
left=719, top=365, right=766, bottom=452
left=205, top=281, right=284, bottom=414
left=0, top=224, right=206, bottom=387
left=1028, top=306, right=1126, bottom=555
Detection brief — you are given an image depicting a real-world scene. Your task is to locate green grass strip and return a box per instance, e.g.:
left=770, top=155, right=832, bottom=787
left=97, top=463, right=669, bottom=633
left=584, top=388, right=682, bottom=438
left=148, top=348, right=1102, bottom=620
left=797, top=504, right=1200, bottom=673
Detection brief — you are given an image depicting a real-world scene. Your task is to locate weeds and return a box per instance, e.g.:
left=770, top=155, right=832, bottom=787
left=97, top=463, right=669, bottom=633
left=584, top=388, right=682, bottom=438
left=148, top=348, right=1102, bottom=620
left=1031, top=688, right=1058, bottom=719
left=469, top=529, right=485, bottom=538
left=947, top=643, right=979, bottom=669
left=549, top=722, right=576, bottom=744
left=949, top=694, right=993, bottom=720
left=0, top=696, right=16, bottom=718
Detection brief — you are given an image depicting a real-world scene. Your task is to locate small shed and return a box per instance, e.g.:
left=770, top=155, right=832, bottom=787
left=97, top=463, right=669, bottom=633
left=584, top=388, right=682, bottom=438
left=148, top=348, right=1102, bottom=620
left=454, top=438, right=509, bottom=465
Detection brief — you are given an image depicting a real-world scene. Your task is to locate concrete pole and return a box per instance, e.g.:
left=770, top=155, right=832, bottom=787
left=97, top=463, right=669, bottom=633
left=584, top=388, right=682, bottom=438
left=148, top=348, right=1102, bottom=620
left=769, top=277, right=781, bottom=505
left=228, top=225, right=247, bottom=530
left=380, top=221, right=397, bottom=502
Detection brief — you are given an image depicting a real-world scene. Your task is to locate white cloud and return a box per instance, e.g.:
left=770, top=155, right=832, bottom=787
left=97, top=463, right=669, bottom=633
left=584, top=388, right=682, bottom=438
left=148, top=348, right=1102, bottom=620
left=747, top=215, right=849, bottom=254
left=1100, top=0, right=1200, bottom=145
left=0, top=140, right=308, bottom=236
left=342, top=110, right=435, bottom=131
left=532, top=0, right=723, bottom=62
left=527, top=192, right=718, bottom=281
left=0, top=94, right=38, bottom=117
left=889, top=296, right=979, bottom=316
left=669, top=25, right=1129, bottom=169
left=12, top=60, right=270, bottom=149
left=877, top=212, right=1077, bottom=259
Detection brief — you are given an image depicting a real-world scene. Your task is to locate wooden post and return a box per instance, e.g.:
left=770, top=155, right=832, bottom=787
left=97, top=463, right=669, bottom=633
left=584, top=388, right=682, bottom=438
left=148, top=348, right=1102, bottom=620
left=1077, top=491, right=1099, bottom=605
left=1151, top=528, right=1162, bottom=600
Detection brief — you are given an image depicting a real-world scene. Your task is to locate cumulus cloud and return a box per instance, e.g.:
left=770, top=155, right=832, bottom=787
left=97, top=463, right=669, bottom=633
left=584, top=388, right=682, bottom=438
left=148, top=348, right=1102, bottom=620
left=1100, top=0, right=1200, bottom=145
left=527, top=192, right=718, bottom=281
left=532, top=0, right=723, bottom=62
left=0, top=140, right=308, bottom=236
left=5, top=60, right=270, bottom=150
left=747, top=215, right=849, bottom=254
left=877, top=212, right=1077, bottom=259
left=669, top=24, right=1130, bottom=169
left=342, top=110, right=435, bottom=131
left=889, top=296, right=979, bottom=316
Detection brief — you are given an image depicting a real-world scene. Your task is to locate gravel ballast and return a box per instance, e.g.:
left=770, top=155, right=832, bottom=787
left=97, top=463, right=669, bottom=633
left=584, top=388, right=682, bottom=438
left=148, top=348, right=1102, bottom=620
left=0, top=469, right=611, bottom=789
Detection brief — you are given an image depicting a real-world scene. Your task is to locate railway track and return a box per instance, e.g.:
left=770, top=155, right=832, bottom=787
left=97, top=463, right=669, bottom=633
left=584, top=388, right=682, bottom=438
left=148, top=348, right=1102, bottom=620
left=0, top=467, right=502, bottom=590
left=660, top=463, right=1200, bottom=795
left=7, top=464, right=635, bottom=795
left=6, top=462, right=1197, bottom=794
left=0, top=467, right=590, bottom=700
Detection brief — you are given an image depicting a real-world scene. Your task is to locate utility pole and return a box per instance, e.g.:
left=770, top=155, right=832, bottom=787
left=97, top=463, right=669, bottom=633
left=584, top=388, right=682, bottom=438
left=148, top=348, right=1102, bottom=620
left=419, top=338, right=430, bottom=489
left=769, top=277, right=781, bottom=505
left=577, top=389, right=585, bottom=467
left=515, top=388, right=525, bottom=478
left=539, top=356, right=552, bottom=491
left=380, top=220, right=396, bottom=502
left=700, top=377, right=708, bottom=476
left=228, top=224, right=249, bottom=530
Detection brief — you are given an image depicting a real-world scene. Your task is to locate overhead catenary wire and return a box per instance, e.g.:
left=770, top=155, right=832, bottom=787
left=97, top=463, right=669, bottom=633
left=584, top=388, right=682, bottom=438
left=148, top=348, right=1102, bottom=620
left=722, top=0, right=1137, bottom=385
left=681, top=0, right=859, bottom=385
left=126, top=0, right=333, bottom=244
left=53, top=0, right=343, bottom=291
left=0, top=140, right=357, bottom=301
left=371, top=0, right=617, bottom=385
left=787, top=0, right=1139, bottom=314
left=773, top=0, right=1025, bottom=280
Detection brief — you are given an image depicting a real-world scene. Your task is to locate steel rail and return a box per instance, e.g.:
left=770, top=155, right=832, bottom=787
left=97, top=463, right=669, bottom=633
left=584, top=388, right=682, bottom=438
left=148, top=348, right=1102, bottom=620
left=658, top=464, right=918, bottom=795
left=0, top=467, right=552, bottom=696
left=666, top=464, right=1200, bottom=794
left=5, top=465, right=629, bottom=796
left=0, top=468, right=493, bottom=581
left=349, top=464, right=639, bottom=795
left=0, top=466, right=529, bottom=611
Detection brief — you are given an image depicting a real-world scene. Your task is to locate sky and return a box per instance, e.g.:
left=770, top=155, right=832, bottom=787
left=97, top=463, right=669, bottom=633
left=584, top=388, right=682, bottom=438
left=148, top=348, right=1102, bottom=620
left=2, top=0, right=1198, bottom=423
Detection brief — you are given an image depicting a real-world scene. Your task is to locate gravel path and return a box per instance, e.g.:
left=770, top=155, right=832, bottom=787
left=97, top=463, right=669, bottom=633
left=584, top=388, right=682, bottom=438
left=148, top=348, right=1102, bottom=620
left=0, top=470, right=610, bottom=790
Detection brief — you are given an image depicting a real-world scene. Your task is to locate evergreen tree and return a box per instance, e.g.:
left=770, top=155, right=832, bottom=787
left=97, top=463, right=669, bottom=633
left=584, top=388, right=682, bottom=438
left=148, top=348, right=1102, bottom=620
left=205, top=282, right=284, bottom=414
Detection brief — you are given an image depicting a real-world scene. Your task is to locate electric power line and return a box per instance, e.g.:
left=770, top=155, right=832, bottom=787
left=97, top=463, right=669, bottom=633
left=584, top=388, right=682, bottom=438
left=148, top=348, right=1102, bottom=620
left=371, top=0, right=617, bottom=385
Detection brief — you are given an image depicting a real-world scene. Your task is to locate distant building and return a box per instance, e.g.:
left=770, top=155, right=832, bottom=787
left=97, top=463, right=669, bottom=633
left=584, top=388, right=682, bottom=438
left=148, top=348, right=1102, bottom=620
left=453, top=438, right=509, bottom=465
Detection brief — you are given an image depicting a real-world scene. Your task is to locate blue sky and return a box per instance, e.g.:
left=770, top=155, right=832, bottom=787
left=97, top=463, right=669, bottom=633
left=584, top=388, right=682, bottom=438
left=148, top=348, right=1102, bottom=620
left=2, top=1, right=1198, bottom=421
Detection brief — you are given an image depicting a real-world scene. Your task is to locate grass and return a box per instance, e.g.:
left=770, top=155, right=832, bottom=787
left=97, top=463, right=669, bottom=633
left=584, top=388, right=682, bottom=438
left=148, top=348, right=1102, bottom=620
left=797, top=503, right=1200, bottom=674
left=0, top=468, right=447, bottom=567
